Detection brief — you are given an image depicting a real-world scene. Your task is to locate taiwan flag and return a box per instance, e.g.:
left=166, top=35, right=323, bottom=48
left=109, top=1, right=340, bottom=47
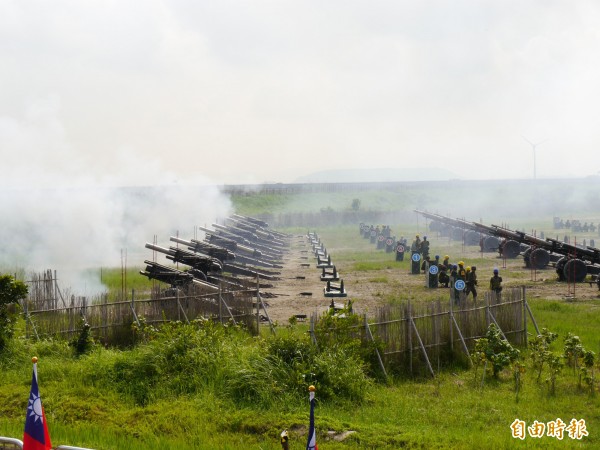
left=23, top=359, right=52, bottom=450
left=306, top=386, right=318, bottom=450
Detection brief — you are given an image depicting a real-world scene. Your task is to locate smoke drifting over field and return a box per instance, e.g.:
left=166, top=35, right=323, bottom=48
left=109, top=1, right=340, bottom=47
left=0, top=184, right=232, bottom=293
left=0, top=96, right=232, bottom=293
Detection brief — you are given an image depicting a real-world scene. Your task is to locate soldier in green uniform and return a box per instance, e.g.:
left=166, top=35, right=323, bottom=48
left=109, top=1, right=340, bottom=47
left=465, top=266, right=478, bottom=303
left=490, top=268, right=503, bottom=302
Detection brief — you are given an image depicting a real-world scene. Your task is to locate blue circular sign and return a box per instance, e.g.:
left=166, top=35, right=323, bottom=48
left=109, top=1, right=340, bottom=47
left=429, top=265, right=439, bottom=275
left=454, top=280, right=465, bottom=291
left=412, top=253, right=421, bottom=262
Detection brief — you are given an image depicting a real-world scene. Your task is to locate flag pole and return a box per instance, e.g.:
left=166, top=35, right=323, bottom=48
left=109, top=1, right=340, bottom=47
left=306, top=385, right=318, bottom=450
left=24, top=356, right=52, bottom=450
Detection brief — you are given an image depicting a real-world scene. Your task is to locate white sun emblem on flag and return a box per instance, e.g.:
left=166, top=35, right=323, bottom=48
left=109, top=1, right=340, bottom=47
left=27, top=392, right=44, bottom=423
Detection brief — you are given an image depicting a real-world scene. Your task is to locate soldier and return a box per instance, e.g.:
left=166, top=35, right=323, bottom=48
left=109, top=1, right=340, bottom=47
left=490, top=268, right=503, bottom=302
left=411, top=234, right=421, bottom=253
left=421, top=255, right=431, bottom=272
left=465, top=266, right=478, bottom=302
left=442, top=255, right=450, bottom=267
left=420, top=236, right=430, bottom=259
left=450, top=264, right=460, bottom=304
left=410, top=235, right=422, bottom=274
left=457, top=261, right=467, bottom=282
left=438, top=262, right=450, bottom=288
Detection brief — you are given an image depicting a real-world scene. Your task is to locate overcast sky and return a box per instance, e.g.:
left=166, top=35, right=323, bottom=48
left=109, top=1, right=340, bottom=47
left=2, top=0, right=600, bottom=188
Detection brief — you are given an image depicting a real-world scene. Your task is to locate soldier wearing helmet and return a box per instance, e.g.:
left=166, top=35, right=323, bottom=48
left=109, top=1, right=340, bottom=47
left=465, top=266, right=478, bottom=302
left=490, top=268, right=503, bottom=302
left=457, top=261, right=467, bottom=281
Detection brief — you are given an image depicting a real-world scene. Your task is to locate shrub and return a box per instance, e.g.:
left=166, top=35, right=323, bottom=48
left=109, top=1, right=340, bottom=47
left=474, top=323, right=520, bottom=378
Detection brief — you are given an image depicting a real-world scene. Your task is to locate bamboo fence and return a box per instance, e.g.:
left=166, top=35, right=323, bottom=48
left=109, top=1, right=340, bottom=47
left=313, top=287, right=536, bottom=378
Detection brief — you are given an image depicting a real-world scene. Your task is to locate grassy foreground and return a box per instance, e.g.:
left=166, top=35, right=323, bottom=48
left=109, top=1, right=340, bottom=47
left=2, top=213, right=600, bottom=448
left=0, top=301, right=599, bottom=448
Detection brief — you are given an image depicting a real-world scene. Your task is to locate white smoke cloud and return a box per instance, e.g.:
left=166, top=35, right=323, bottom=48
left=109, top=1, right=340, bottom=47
left=0, top=97, right=232, bottom=294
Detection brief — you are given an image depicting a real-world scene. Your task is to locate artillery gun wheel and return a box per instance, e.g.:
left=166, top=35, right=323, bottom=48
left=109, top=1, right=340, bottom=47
left=429, top=220, right=442, bottom=232
left=530, top=248, right=551, bottom=270
left=451, top=227, right=463, bottom=241
left=440, top=224, right=452, bottom=237
left=464, top=230, right=481, bottom=246
left=563, top=259, right=588, bottom=283
left=503, top=240, right=521, bottom=259
left=482, top=235, right=500, bottom=252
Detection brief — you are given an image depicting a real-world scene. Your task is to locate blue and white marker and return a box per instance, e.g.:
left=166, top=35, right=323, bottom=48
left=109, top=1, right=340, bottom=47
left=454, top=280, right=465, bottom=291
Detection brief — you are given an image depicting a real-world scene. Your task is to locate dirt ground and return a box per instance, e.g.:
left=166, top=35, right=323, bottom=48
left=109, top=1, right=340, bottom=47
left=260, top=232, right=600, bottom=326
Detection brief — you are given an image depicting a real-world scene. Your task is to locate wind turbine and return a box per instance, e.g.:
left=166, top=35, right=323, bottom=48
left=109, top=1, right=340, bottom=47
left=522, top=136, right=548, bottom=180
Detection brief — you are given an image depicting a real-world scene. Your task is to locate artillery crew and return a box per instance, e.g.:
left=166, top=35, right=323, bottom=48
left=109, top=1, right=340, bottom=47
left=490, top=268, right=503, bottom=301
left=465, top=266, right=478, bottom=302
left=420, top=236, right=430, bottom=259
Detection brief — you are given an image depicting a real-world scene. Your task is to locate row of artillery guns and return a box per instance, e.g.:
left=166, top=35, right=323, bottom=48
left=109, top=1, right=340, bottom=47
left=140, top=214, right=291, bottom=292
left=415, top=210, right=600, bottom=283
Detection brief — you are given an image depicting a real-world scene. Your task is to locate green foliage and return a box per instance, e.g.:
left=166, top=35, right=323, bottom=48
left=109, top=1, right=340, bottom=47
left=131, top=316, right=159, bottom=344
left=529, top=327, right=558, bottom=382
left=69, top=318, right=95, bottom=356
left=563, top=332, right=584, bottom=370
left=0, top=274, right=28, bottom=352
left=473, top=324, right=520, bottom=379
left=580, top=350, right=596, bottom=395
left=351, top=198, right=361, bottom=211
left=545, top=354, right=563, bottom=395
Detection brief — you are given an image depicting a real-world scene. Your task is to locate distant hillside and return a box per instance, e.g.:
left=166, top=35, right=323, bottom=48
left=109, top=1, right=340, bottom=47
left=294, top=168, right=460, bottom=183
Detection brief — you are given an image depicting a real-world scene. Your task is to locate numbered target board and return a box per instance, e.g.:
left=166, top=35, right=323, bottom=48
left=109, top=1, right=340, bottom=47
left=454, top=280, right=465, bottom=291
left=411, top=253, right=421, bottom=262
left=396, top=244, right=405, bottom=253
left=429, top=265, right=439, bottom=275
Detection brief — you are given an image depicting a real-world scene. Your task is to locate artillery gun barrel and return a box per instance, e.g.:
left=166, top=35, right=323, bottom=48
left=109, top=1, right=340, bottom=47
left=232, top=214, right=291, bottom=239
left=180, top=236, right=280, bottom=268
left=189, top=232, right=263, bottom=258
left=222, top=262, right=280, bottom=280
left=213, top=222, right=287, bottom=249
left=545, top=238, right=600, bottom=264
left=170, top=236, right=236, bottom=261
left=206, top=225, right=284, bottom=257
left=212, top=223, right=258, bottom=242
left=145, top=242, right=176, bottom=256
left=225, top=217, right=288, bottom=246
left=231, top=213, right=269, bottom=229
left=140, top=260, right=220, bottom=293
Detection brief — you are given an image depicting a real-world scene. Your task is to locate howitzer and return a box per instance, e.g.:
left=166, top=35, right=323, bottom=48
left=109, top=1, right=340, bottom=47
left=212, top=222, right=288, bottom=253
left=140, top=260, right=220, bottom=292
left=232, top=213, right=291, bottom=240
left=213, top=221, right=288, bottom=249
left=212, top=222, right=259, bottom=242
left=145, top=243, right=223, bottom=274
left=204, top=225, right=285, bottom=258
left=169, top=236, right=235, bottom=262
left=225, top=217, right=288, bottom=247
left=196, top=226, right=265, bottom=257
left=415, top=210, right=495, bottom=249
left=231, top=213, right=270, bottom=229
left=147, top=242, right=280, bottom=281
left=545, top=238, right=600, bottom=282
left=170, top=236, right=282, bottom=269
